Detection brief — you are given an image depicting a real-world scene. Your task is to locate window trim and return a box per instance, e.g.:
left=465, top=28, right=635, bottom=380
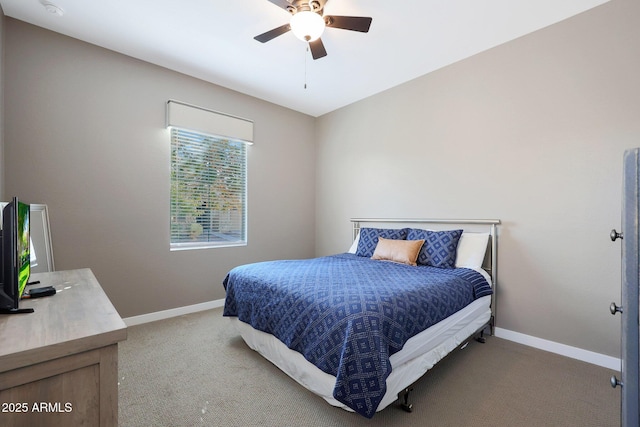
left=166, top=100, right=254, bottom=144
left=166, top=101, right=252, bottom=252
left=169, top=126, right=249, bottom=251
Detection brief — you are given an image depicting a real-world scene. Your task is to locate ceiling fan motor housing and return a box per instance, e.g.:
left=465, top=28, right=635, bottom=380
left=286, top=0, right=326, bottom=15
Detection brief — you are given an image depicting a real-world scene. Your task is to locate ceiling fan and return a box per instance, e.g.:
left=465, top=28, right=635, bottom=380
left=254, top=0, right=373, bottom=60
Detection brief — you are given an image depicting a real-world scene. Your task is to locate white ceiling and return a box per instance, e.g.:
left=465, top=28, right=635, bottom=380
left=0, top=0, right=609, bottom=117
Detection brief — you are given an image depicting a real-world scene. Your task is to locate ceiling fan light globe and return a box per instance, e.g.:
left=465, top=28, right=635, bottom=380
left=290, top=11, right=325, bottom=42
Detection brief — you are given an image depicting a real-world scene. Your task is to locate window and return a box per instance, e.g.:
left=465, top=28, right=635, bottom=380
left=166, top=101, right=253, bottom=250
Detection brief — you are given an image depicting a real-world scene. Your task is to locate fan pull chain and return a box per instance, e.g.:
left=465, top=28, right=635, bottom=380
left=304, top=45, right=308, bottom=89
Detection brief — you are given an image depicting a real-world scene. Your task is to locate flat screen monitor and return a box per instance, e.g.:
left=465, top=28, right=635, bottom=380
left=0, top=197, right=33, bottom=314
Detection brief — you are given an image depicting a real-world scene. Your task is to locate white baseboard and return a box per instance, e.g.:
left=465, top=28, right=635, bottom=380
left=494, top=327, right=620, bottom=371
left=123, top=302, right=621, bottom=371
left=123, top=299, right=225, bottom=327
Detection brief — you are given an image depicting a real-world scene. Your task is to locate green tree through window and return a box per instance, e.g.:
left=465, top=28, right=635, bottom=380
left=170, top=128, right=247, bottom=249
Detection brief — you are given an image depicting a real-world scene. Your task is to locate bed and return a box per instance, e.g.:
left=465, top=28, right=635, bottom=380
left=223, top=218, right=500, bottom=418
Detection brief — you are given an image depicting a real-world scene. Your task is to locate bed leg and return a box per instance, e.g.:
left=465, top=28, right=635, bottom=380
left=475, top=316, right=494, bottom=344
left=489, top=314, right=495, bottom=336
left=399, top=387, right=414, bottom=412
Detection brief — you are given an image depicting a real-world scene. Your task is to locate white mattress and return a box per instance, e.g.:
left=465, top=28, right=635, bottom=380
left=229, top=277, right=492, bottom=413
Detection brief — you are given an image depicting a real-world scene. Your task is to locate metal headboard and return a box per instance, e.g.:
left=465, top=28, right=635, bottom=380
left=350, top=218, right=501, bottom=327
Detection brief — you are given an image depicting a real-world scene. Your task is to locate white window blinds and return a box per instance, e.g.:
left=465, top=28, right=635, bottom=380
left=167, top=101, right=251, bottom=250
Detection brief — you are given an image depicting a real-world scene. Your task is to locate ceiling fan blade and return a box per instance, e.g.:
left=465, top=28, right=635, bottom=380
left=324, top=16, right=372, bottom=33
left=254, top=24, right=291, bottom=43
left=309, top=38, right=327, bottom=60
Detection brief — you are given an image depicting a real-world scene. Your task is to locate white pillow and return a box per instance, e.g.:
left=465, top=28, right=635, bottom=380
left=455, top=232, right=490, bottom=268
left=348, top=232, right=360, bottom=254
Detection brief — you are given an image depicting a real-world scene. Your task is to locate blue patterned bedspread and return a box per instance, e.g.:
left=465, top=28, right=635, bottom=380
left=223, top=253, right=491, bottom=418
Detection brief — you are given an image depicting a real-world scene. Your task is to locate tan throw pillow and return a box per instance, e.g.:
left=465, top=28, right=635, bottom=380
left=371, top=237, right=425, bottom=266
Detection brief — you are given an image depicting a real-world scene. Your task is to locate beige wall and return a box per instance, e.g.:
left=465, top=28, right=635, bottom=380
left=315, top=0, right=640, bottom=357
left=3, top=19, right=316, bottom=318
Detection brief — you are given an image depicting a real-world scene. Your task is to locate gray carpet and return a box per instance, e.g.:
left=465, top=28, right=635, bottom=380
left=118, top=308, right=620, bottom=426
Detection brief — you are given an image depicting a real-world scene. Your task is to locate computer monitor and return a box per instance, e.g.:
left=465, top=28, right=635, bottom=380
left=0, top=197, right=33, bottom=314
